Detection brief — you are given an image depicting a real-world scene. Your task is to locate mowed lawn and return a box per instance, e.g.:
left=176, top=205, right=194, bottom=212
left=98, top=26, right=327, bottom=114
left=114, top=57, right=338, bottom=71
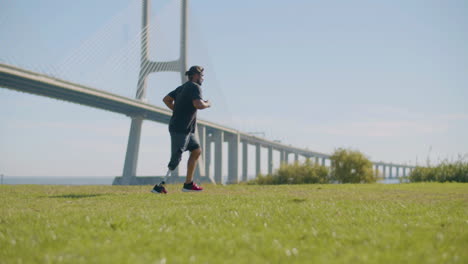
left=0, top=183, right=467, bottom=264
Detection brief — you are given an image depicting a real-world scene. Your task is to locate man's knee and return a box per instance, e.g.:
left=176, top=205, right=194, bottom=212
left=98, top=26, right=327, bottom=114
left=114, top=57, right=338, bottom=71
left=191, top=147, right=202, bottom=157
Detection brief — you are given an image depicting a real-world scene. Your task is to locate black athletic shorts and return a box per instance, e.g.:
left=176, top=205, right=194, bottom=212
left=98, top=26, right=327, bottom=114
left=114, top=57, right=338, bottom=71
left=171, top=131, right=200, bottom=153
left=167, top=131, right=201, bottom=170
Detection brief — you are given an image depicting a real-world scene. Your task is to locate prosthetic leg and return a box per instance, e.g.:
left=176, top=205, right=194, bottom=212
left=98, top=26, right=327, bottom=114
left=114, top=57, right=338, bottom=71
left=160, top=168, right=173, bottom=185
left=151, top=169, right=172, bottom=194
left=152, top=133, right=191, bottom=193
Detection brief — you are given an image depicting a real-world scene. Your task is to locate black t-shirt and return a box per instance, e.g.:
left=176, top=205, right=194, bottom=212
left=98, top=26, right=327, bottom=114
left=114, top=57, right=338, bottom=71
left=167, top=81, right=203, bottom=133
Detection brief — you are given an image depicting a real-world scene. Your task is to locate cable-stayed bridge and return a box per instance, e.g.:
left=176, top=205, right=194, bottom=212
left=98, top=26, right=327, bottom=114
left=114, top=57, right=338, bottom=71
left=0, top=0, right=415, bottom=184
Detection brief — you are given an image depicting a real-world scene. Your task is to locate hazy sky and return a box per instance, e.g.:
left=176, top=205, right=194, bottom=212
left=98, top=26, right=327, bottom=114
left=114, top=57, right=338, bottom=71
left=1, top=0, right=467, bottom=178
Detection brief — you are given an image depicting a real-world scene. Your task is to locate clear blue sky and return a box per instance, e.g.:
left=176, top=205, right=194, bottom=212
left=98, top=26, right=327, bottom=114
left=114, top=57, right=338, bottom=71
left=1, top=0, right=467, bottom=177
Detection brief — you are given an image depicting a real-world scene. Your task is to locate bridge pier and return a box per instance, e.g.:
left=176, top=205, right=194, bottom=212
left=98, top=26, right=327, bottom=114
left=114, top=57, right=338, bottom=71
left=121, top=116, right=144, bottom=185
left=242, top=141, right=248, bottom=181
left=280, top=149, right=285, bottom=166
left=193, top=124, right=206, bottom=181
left=256, top=143, right=261, bottom=177
left=214, top=130, right=224, bottom=184
left=294, top=153, right=299, bottom=162
left=205, top=132, right=212, bottom=181
left=227, top=133, right=239, bottom=184
left=268, top=146, right=273, bottom=175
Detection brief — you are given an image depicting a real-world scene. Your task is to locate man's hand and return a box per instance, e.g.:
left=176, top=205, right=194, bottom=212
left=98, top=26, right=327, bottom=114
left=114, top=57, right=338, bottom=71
left=163, top=95, right=175, bottom=111
left=193, top=99, right=211, bottom=110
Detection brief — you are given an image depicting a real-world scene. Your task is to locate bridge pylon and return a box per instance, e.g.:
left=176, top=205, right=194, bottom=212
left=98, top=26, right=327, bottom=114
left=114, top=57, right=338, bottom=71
left=120, top=0, right=206, bottom=185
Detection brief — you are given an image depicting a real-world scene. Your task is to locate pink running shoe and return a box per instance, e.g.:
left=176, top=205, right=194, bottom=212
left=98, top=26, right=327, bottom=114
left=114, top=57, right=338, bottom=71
left=182, top=181, right=203, bottom=192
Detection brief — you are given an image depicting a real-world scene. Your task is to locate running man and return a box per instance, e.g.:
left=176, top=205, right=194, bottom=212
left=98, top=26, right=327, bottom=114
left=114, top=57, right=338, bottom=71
left=152, top=66, right=211, bottom=194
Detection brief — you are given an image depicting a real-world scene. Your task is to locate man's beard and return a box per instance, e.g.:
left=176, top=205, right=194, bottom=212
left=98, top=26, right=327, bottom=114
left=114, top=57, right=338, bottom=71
left=196, top=80, right=202, bottom=85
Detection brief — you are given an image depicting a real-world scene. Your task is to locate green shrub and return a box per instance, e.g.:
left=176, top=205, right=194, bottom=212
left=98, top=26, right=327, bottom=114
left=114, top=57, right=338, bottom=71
left=249, top=159, right=329, bottom=185
left=329, top=148, right=376, bottom=183
left=409, top=158, right=468, bottom=183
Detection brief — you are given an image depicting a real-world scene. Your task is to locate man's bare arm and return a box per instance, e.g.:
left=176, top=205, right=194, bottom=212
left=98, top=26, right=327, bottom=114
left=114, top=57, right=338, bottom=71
left=163, top=95, right=175, bottom=111
left=193, top=99, right=211, bottom=110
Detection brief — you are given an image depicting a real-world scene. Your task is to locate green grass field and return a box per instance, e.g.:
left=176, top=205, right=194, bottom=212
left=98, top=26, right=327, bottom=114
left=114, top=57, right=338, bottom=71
left=1, top=183, right=467, bottom=263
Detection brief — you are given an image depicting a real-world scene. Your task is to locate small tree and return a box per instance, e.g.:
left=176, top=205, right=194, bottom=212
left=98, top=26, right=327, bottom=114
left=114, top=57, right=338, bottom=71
left=330, top=148, right=376, bottom=183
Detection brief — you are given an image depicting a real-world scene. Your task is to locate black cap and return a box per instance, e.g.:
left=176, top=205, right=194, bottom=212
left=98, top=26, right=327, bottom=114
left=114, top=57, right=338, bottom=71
left=185, top=65, right=204, bottom=76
